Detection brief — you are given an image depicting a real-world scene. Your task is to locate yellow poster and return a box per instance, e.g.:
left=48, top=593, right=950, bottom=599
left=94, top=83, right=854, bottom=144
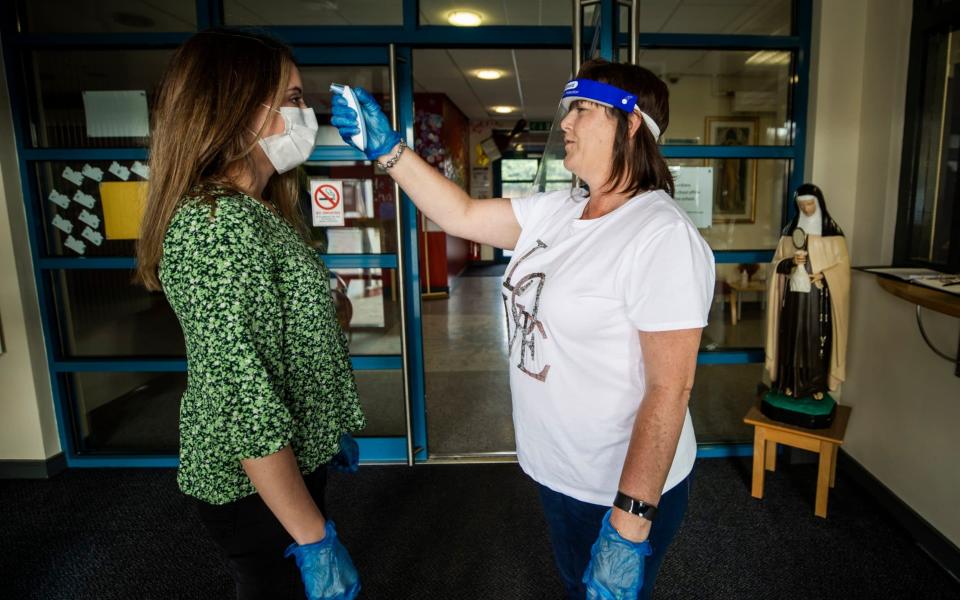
left=100, top=181, right=148, bottom=240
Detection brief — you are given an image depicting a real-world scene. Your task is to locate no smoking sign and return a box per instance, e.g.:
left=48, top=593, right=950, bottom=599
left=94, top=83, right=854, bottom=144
left=310, top=179, right=345, bottom=227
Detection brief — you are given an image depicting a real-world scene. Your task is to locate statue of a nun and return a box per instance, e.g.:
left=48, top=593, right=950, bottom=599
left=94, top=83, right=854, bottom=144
left=763, top=183, right=850, bottom=428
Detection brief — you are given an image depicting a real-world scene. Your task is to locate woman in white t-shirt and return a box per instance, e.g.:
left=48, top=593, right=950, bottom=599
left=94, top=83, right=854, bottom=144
left=331, top=58, right=715, bottom=600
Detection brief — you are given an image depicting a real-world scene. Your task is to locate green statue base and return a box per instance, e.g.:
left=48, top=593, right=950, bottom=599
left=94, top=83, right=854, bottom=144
left=761, top=391, right=837, bottom=429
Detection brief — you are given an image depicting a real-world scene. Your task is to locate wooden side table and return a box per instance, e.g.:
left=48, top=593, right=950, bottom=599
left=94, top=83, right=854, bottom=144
left=727, top=279, right=767, bottom=325
left=743, top=404, right=852, bottom=518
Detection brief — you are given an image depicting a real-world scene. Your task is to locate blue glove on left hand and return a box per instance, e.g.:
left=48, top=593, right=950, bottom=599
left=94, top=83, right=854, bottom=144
left=582, top=509, right=653, bottom=600
left=330, top=87, right=402, bottom=161
left=285, top=520, right=360, bottom=600
left=329, top=433, right=360, bottom=474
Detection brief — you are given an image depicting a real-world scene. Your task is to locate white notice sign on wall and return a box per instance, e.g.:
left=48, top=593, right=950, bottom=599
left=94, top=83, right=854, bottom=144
left=82, top=90, right=150, bottom=138
left=670, top=166, right=713, bottom=229
left=310, top=179, right=345, bottom=227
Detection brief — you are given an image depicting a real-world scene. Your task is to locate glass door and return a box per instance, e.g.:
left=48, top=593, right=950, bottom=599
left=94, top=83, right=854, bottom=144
left=295, top=46, right=424, bottom=464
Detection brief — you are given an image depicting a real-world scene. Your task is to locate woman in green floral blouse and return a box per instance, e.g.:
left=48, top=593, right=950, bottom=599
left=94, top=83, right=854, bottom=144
left=136, top=30, right=365, bottom=600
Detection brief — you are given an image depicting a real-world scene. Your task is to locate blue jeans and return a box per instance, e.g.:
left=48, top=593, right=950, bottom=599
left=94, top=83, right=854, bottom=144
left=537, top=474, right=691, bottom=600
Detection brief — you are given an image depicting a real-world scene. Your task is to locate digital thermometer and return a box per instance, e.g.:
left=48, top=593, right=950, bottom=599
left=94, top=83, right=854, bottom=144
left=330, top=83, right=366, bottom=152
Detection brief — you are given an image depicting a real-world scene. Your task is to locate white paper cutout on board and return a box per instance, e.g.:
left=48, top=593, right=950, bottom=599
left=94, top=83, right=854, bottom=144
left=51, top=214, right=73, bottom=234
left=49, top=190, right=71, bottom=209
left=78, top=209, right=101, bottom=229
left=72, top=190, right=96, bottom=209
left=81, top=164, right=104, bottom=182
left=64, top=235, right=86, bottom=255
left=82, top=90, right=150, bottom=138
left=62, top=167, right=84, bottom=186
left=130, top=161, right=150, bottom=179
left=81, top=226, right=103, bottom=246
left=108, top=161, right=131, bottom=181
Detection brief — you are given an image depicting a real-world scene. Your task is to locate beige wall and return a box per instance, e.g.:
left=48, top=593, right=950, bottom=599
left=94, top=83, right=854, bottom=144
left=0, top=46, right=61, bottom=461
left=808, top=0, right=960, bottom=546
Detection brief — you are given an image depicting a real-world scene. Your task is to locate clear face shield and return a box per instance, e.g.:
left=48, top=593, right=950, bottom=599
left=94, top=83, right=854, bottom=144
left=529, top=78, right=662, bottom=196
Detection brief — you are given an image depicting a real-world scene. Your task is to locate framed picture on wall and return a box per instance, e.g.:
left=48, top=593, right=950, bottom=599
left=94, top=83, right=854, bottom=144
left=705, top=116, right=759, bottom=223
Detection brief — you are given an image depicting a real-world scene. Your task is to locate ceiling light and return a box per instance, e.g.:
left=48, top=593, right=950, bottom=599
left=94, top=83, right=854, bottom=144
left=746, top=50, right=791, bottom=66
left=474, top=69, right=504, bottom=80
left=491, top=106, right=516, bottom=114
left=448, top=10, right=482, bottom=26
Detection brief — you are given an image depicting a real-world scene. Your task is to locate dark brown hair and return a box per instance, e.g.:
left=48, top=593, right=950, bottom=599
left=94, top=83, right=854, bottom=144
left=576, top=59, right=674, bottom=197
left=136, top=28, right=305, bottom=291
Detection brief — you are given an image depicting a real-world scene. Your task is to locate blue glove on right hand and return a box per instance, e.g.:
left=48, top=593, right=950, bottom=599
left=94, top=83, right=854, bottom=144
left=330, top=87, right=402, bottom=161
left=582, top=509, right=653, bottom=600
left=285, top=520, right=360, bottom=600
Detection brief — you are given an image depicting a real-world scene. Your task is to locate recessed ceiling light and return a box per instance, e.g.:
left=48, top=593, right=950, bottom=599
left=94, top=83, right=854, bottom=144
left=491, top=106, right=516, bottom=114
left=448, top=10, right=482, bottom=26
left=474, top=69, right=504, bottom=80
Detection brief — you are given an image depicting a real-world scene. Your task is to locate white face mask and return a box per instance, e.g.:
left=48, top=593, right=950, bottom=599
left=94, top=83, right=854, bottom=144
left=257, top=105, right=319, bottom=174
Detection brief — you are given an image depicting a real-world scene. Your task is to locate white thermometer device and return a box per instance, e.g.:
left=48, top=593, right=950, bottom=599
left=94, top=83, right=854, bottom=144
left=330, top=83, right=366, bottom=152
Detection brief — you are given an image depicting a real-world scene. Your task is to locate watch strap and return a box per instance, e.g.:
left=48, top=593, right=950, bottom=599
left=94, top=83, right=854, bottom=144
left=613, top=491, right=658, bottom=521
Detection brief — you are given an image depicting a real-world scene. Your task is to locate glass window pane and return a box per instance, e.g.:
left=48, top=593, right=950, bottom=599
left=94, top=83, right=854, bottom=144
left=225, top=0, right=402, bottom=25
left=35, top=161, right=148, bottom=257
left=17, top=0, right=196, bottom=33
left=420, top=0, right=572, bottom=26
left=690, top=363, right=765, bottom=444
left=304, top=65, right=393, bottom=141
left=34, top=160, right=398, bottom=257
left=638, top=0, right=791, bottom=36
left=301, top=162, right=398, bottom=254
left=413, top=49, right=570, bottom=121
left=545, top=159, right=573, bottom=181
left=28, top=50, right=174, bottom=148
left=329, top=268, right=402, bottom=355
left=638, top=50, right=793, bottom=146
left=52, top=270, right=185, bottom=358
left=544, top=181, right=574, bottom=192
left=354, top=370, right=406, bottom=437
left=70, top=369, right=405, bottom=454
left=668, top=158, right=788, bottom=250
left=502, top=182, right=531, bottom=198
left=909, top=30, right=959, bottom=265
left=701, top=262, right=770, bottom=351
left=502, top=159, right=538, bottom=181
left=70, top=371, right=184, bottom=454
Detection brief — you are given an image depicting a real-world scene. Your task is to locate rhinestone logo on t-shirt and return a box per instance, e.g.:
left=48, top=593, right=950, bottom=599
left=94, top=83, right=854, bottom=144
left=502, top=239, right=550, bottom=382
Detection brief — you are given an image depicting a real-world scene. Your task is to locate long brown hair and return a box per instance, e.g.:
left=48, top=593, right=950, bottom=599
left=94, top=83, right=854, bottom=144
left=136, top=29, right=305, bottom=291
left=576, top=59, right=674, bottom=197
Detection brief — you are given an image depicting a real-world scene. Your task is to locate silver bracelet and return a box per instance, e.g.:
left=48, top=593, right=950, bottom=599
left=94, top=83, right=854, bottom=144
left=376, top=139, right=406, bottom=170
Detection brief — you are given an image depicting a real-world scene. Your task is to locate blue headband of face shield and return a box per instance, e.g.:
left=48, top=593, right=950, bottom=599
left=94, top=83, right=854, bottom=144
left=560, top=78, right=661, bottom=139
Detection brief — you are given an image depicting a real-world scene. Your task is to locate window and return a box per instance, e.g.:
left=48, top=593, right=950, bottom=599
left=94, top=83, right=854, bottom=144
left=500, top=156, right=572, bottom=199
left=896, top=4, right=960, bottom=271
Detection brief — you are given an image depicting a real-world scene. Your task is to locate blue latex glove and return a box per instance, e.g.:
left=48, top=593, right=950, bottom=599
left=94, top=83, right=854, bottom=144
left=582, top=509, right=653, bottom=600
left=285, top=520, right=360, bottom=600
left=330, top=432, right=360, bottom=474
left=330, top=86, right=402, bottom=161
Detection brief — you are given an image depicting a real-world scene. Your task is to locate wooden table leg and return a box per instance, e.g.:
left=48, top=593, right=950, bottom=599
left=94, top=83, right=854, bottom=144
left=829, top=444, right=838, bottom=488
left=765, top=440, right=777, bottom=472
left=751, top=426, right=766, bottom=499
left=815, top=441, right=832, bottom=518
left=729, top=290, right=737, bottom=325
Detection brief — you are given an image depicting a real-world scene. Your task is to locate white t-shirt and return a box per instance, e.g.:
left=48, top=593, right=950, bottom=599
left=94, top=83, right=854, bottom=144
left=506, top=187, right=715, bottom=506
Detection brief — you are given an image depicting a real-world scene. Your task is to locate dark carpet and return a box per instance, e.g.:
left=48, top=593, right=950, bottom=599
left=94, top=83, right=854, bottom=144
left=2, top=459, right=957, bottom=599
left=461, top=263, right=508, bottom=277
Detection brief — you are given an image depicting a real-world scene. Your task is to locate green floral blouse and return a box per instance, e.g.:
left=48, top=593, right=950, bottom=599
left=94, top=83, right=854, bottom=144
left=159, top=184, right=365, bottom=505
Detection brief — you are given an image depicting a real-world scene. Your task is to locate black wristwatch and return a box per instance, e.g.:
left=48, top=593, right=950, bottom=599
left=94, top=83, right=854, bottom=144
left=613, top=491, right=658, bottom=522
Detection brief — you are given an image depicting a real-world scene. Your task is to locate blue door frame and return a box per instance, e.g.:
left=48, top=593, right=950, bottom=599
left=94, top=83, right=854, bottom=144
left=1, top=0, right=812, bottom=466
